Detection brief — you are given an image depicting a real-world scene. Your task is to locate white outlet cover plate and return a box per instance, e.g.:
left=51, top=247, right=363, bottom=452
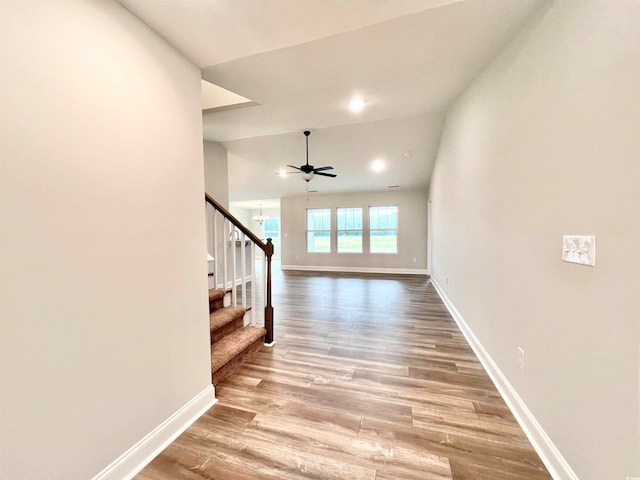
left=562, top=235, right=596, bottom=266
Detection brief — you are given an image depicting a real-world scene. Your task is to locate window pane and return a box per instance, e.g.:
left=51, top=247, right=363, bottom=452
left=380, top=209, right=388, bottom=229
left=307, top=208, right=330, bottom=231
left=263, top=217, right=278, bottom=231
left=370, top=230, right=397, bottom=253
left=337, top=231, right=362, bottom=253
left=322, top=211, right=330, bottom=229
left=307, top=231, right=330, bottom=252
left=370, top=208, right=379, bottom=229
left=388, top=206, right=398, bottom=228
left=338, top=207, right=360, bottom=230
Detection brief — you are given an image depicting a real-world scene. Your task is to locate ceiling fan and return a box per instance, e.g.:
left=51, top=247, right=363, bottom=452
left=287, top=130, right=337, bottom=182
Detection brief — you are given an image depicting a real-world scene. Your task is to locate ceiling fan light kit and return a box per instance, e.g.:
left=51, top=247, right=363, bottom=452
left=286, top=130, right=337, bottom=184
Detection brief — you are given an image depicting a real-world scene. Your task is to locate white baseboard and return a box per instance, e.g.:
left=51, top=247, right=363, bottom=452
left=430, top=279, right=578, bottom=480
left=281, top=264, right=429, bottom=276
left=91, top=384, right=217, bottom=480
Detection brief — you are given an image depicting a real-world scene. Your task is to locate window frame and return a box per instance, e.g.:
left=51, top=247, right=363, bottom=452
left=336, top=206, right=363, bottom=254
left=306, top=208, right=332, bottom=253
left=369, top=205, right=398, bottom=254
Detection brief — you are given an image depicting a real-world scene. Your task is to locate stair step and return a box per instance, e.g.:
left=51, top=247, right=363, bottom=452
left=208, top=288, right=225, bottom=312
left=210, top=307, right=246, bottom=343
left=211, top=326, right=266, bottom=385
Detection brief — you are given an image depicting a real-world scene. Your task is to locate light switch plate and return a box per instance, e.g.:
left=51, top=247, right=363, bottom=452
left=562, top=235, right=596, bottom=266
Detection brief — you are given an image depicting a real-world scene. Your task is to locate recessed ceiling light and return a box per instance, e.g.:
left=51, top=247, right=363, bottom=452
left=349, top=96, right=365, bottom=113
left=371, top=159, right=385, bottom=172
left=277, top=170, right=287, bottom=177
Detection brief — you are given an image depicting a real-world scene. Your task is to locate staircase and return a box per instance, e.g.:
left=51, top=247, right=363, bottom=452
left=205, top=193, right=275, bottom=384
left=209, top=288, right=266, bottom=384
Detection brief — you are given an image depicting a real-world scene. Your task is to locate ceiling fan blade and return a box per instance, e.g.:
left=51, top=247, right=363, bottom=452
left=274, top=171, right=301, bottom=175
left=313, top=166, right=334, bottom=172
left=286, top=164, right=303, bottom=171
left=314, top=171, right=337, bottom=178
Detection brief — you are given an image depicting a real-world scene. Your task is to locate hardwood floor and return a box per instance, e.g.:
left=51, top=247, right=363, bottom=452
left=136, top=269, right=551, bottom=480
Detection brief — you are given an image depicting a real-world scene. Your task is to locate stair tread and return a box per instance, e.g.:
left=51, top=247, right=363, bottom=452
left=211, top=326, right=266, bottom=371
left=209, top=289, right=225, bottom=303
left=210, top=307, right=246, bottom=331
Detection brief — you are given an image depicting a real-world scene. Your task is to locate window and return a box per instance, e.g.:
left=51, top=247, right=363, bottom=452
left=337, top=207, right=362, bottom=253
left=370, top=206, right=398, bottom=253
left=306, top=208, right=331, bottom=252
left=262, top=217, right=280, bottom=258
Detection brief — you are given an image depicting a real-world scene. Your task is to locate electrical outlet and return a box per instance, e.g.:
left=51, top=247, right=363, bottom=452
left=517, top=347, right=525, bottom=371
left=412, top=257, right=417, bottom=263
left=446, top=278, right=449, bottom=285
left=562, top=235, right=596, bottom=266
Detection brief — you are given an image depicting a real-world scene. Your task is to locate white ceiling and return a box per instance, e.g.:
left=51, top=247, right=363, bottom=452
left=119, top=0, right=546, bottom=206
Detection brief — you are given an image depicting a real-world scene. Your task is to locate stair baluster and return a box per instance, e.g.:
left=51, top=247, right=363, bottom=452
left=250, top=241, right=256, bottom=327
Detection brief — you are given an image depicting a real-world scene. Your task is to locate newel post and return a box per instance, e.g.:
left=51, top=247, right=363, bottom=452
left=264, top=238, right=274, bottom=344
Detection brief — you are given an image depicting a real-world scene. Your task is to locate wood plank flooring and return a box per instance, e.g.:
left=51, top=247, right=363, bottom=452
left=136, top=269, right=551, bottom=480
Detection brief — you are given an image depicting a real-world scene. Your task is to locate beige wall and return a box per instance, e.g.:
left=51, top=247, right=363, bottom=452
left=0, top=2, right=211, bottom=479
left=429, top=1, right=640, bottom=478
left=281, top=190, right=427, bottom=273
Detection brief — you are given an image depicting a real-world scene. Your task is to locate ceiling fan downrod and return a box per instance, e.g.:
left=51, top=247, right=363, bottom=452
left=302, top=130, right=314, bottom=181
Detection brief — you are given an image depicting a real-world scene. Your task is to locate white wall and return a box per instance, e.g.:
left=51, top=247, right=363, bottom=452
left=281, top=190, right=427, bottom=273
left=204, top=141, right=229, bottom=209
left=0, top=2, right=211, bottom=479
left=429, top=1, right=640, bottom=478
